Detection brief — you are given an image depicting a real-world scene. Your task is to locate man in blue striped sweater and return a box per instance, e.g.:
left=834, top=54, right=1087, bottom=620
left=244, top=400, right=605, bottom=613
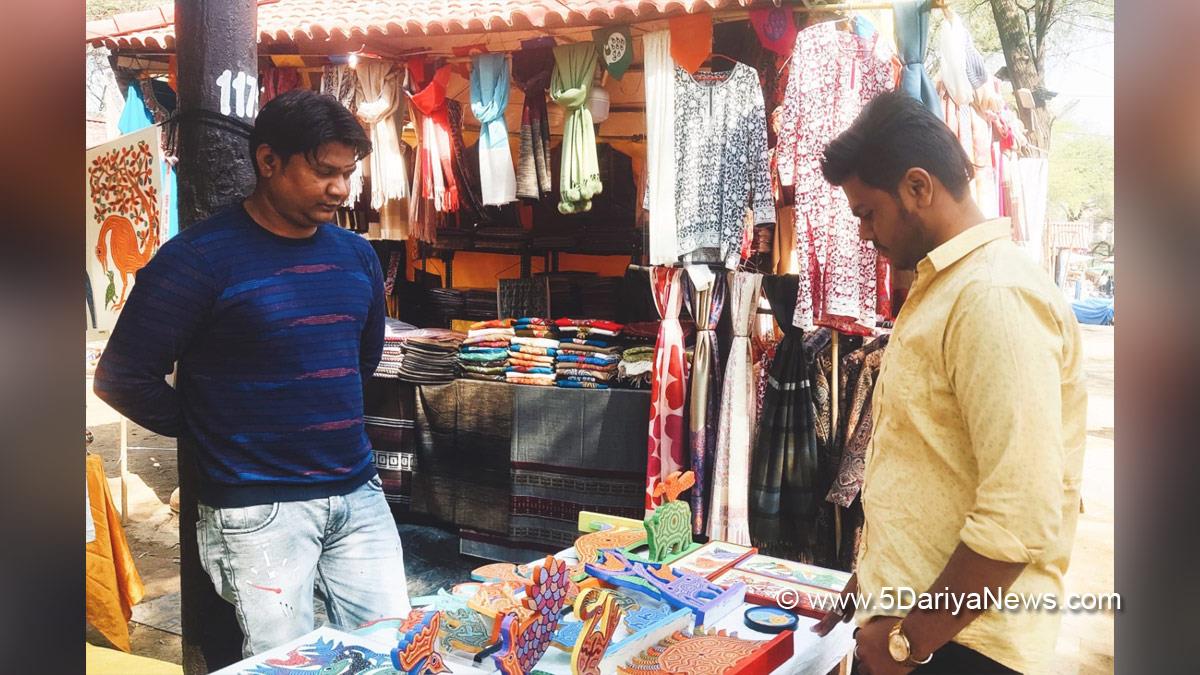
left=94, top=89, right=410, bottom=656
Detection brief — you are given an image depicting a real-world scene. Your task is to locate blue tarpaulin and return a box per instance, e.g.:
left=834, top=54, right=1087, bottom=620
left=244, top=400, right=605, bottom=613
left=1071, top=297, right=1114, bottom=325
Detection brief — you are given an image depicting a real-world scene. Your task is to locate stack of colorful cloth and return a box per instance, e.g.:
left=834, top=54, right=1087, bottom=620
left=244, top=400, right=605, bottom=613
left=396, top=330, right=465, bottom=384
left=553, top=319, right=623, bottom=389
left=458, top=319, right=514, bottom=382
left=507, top=319, right=560, bottom=386
left=617, top=345, right=655, bottom=388
left=374, top=318, right=419, bottom=379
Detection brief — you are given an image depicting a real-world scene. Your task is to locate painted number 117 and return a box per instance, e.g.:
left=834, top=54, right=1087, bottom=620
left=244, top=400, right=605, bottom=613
left=216, top=69, right=259, bottom=118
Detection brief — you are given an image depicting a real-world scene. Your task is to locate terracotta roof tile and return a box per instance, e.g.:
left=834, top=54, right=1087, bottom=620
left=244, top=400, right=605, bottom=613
left=88, top=0, right=757, bottom=50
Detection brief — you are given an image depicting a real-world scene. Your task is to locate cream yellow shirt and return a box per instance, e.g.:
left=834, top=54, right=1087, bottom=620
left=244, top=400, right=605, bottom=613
left=855, top=218, right=1087, bottom=673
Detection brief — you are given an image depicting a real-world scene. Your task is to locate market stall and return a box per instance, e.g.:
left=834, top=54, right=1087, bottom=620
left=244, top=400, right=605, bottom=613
left=87, top=0, right=1040, bottom=671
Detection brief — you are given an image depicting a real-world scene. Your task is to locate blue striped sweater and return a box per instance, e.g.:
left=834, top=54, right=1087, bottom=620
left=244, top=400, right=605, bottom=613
left=94, top=205, right=385, bottom=507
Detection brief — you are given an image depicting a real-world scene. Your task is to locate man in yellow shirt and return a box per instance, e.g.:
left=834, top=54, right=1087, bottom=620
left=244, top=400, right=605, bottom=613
left=812, top=91, right=1086, bottom=674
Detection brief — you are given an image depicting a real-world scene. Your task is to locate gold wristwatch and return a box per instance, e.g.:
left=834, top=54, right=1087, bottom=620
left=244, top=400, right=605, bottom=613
left=887, top=621, right=933, bottom=666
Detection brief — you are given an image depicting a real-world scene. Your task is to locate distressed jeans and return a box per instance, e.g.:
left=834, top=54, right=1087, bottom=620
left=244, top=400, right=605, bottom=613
left=197, top=476, right=411, bottom=657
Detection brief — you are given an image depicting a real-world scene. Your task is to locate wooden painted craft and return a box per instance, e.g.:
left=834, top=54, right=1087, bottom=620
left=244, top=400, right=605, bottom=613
left=491, top=556, right=573, bottom=675
left=734, top=554, right=852, bottom=593
left=598, top=608, right=694, bottom=672
left=614, top=626, right=794, bottom=675
left=643, top=471, right=697, bottom=563
left=586, top=549, right=746, bottom=627
left=668, top=540, right=758, bottom=580
left=391, top=609, right=450, bottom=674
left=570, top=588, right=623, bottom=675
left=466, top=581, right=530, bottom=627
left=711, top=568, right=839, bottom=620
left=578, top=510, right=645, bottom=533
left=474, top=560, right=581, bottom=605
left=573, top=527, right=647, bottom=581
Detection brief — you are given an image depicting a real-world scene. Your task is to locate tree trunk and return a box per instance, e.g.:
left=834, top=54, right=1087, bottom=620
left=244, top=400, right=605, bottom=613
left=988, top=0, right=1052, bottom=153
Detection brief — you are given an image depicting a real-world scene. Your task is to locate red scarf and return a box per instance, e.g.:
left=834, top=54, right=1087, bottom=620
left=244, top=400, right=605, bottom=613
left=406, top=58, right=459, bottom=213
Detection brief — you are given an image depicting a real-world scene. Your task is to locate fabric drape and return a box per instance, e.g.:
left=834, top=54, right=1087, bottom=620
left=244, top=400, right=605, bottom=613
left=85, top=453, right=145, bottom=652
left=749, top=275, right=820, bottom=558
left=322, top=65, right=365, bottom=204
left=512, top=38, right=556, bottom=200
left=708, top=271, right=763, bottom=545
left=644, top=267, right=689, bottom=513
left=260, top=66, right=300, bottom=106
left=356, top=60, right=410, bottom=211
left=406, top=59, right=460, bottom=242
left=668, top=12, right=713, bottom=74
left=894, top=0, right=942, bottom=118
left=643, top=30, right=679, bottom=265
left=469, top=54, right=517, bottom=205
left=550, top=43, right=602, bottom=214
left=685, top=267, right=727, bottom=535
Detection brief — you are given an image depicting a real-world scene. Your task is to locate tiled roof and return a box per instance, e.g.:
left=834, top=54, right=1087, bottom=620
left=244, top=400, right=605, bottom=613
left=87, top=0, right=761, bottom=50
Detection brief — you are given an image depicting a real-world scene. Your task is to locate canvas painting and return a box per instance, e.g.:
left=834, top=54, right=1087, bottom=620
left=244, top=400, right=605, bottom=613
left=711, top=568, right=838, bottom=619
left=668, top=540, right=757, bottom=579
left=734, top=554, right=852, bottom=593
left=85, top=125, right=164, bottom=332
left=209, top=626, right=399, bottom=674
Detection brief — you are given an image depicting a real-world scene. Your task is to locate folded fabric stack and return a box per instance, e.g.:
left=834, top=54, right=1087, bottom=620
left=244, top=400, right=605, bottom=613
left=374, top=318, right=419, bottom=379
left=617, top=345, right=655, bottom=389
left=458, top=319, right=515, bottom=382
left=507, top=330, right=560, bottom=386
left=397, top=331, right=465, bottom=384
left=553, top=319, right=624, bottom=389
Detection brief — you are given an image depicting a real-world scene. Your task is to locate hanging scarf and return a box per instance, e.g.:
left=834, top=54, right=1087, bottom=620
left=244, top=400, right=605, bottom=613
left=708, top=271, right=762, bottom=546
left=470, top=54, right=517, bottom=206
left=644, top=267, right=689, bottom=513
left=406, top=58, right=460, bottom=221
left=894, top=0, right=943, bottom=119
left=593, top=25, right=634, bottom=80
left=685, top=268, right=728, bottom=536
left=749, top=7, right=798, bottom=57
left=669, top=13, right=713, bottom=74
left=260, top=66, right=300, bottom=106
left=356, top=61, right=410, bottom=208
left=322, top=64, right=365, bottom=204
left=550, top=43, right=602, bottom=214
left=512, top=37, right=556, bottom=200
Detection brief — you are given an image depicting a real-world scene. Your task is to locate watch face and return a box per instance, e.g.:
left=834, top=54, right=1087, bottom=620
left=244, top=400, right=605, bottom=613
left=888, top=631, right=910, bottom=662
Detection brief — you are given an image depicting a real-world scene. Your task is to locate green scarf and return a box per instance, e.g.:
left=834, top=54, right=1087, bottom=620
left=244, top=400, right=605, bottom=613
left=550, top=43, right=602, bottom=214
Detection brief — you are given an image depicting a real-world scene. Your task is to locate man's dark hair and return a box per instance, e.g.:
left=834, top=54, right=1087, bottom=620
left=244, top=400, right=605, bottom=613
left=821, top=91, right=974, bottom=200
left=248, top=89, right=371, bottom=176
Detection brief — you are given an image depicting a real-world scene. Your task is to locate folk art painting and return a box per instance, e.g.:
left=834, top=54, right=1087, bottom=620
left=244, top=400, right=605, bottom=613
left=85, top=126, right=164, bottom=331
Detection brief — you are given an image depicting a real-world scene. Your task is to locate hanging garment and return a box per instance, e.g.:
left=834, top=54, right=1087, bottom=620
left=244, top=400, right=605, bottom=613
left=321, top=64, right=359, bottom=113
left=937, top=10, right=974, bottom=106
left=668, top=12, right=713, bottom=74
left=894, top=0, right=942, bottom=118
left=512, top=37, right=556, bottom=200
left=644, top=267, right=689, bottom=513
left=643, top=30, right=679, bottom=265
left=550, top=43, right=602, bottom=214
left=674, top=63, right=774, bottom=270
left=260, top=66, right=301, bottom=106
left=356, top=60, right=410, bottom=212
left=593, top=25, right=634, bottom=80
left=85, top=453, right=145, bottom=652
left=708, top=271, right=762, bottom=545
left=826, top=335, right=889, bottom=508
left=749, top=7, right=799, bottom=56
left=776, top=22, right=896, bottom=333
left=684, top=267, right=727, bottom=536
left=470, top=54, right=517, bottom=206
left=406, top=59, right=460, bottom=242
left=748, top=274, right=822, bottom=558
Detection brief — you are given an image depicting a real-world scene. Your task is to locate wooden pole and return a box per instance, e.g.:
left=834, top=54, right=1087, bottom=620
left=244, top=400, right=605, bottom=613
left=831, top=330, right=842, bottom=560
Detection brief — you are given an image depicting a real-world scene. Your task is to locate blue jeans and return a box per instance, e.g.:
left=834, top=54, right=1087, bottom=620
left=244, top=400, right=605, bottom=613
left=197, top=476, right=411, bottom=657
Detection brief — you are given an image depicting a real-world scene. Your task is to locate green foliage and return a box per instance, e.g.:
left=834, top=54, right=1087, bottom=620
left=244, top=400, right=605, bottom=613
left=1047, top=122, right=1114, bottom=222
left=86, top=0, right=163, bottom=22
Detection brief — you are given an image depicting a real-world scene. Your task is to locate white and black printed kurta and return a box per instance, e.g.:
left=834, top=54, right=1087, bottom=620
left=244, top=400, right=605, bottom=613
left=673, top=63, right=774, bottom=269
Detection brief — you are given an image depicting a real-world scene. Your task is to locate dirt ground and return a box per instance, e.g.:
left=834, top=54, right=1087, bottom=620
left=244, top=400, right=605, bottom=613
left=84, top=325, right=1116, bottom=672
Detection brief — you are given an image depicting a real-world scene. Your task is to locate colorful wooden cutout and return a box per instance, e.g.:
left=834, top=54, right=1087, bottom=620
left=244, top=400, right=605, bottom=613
left=391, top=609, right=450, bottom=674
left=644, top=471, right=697, bottom=562
left=598, top=608, right=694, bottom=672
left=573, top=527, right=647, bottom=581
left=711, top=568, right=839, bottom=620
left=614, top=626, right=794, bottom=675
left=491, top=556, right=572, bottom=675
left=734, top=554, right=852, bottom=593
left=668, top=540, right=758, bottom=580
left=570, top=588, right=623, bottom=675
left=438, top=604, right=492, bottom=656
left=474, top=560, right=581, bottom=605
left=586, top=549, right=747, bottom=627
left=578, top=510, right=645, bottom=533
left=467, top=581, right=531, bottom=628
